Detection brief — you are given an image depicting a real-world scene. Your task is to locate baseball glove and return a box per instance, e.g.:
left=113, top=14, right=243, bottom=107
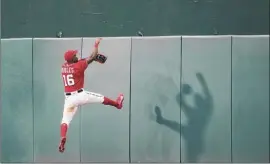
left=94, top=54, right=107, bottom=64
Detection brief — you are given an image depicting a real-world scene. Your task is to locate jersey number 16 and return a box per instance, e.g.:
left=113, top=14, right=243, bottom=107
left=62, top=74, right=75, bottom=86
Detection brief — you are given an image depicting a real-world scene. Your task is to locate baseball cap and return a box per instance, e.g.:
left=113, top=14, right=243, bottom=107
left=64, top=50, right=78, bottom=61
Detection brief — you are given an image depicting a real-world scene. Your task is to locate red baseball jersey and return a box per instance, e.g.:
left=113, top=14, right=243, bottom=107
left=61, top=59, right=88, bottom=92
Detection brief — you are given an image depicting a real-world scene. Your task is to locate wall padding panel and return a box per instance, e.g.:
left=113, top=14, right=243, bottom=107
left=232, top=35, right=269, bottom=163
left=1, top=39, right=34, bottom=163
left=33, top=38, right=82, bottom=162
left=80, top=37, right=130, bottom=162
left=181, top=36, right=231, bottom=163
left=130, top=36, right=181, bottom=163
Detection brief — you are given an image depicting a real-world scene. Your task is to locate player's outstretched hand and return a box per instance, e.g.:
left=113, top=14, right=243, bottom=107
left=95, top=38, right=102, bottom=44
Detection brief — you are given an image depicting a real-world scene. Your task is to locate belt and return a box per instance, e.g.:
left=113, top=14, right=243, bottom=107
left=65, top=89, right=83, bottom=96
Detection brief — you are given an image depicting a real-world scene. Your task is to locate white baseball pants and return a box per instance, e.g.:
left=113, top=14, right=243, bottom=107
left=61, top=89, right=104, bottom=125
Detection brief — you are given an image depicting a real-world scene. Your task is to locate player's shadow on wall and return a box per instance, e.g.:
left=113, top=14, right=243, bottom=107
left=154, top=72, right=213, bottom=162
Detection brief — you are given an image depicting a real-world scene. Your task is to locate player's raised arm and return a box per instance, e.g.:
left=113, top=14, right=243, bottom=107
left=86, top=38, right=102, bottom=64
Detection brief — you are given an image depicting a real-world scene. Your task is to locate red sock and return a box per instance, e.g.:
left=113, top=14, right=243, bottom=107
left=102, top=97, right=118, bottom=107
left=60, top=123, right=68, bottom=138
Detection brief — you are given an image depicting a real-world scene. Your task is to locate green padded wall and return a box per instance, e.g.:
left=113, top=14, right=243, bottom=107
left=80, top=37, right=130, bottom=162
left=1, top=35, right=269, bottom=163
left=1, top=39, right=33, bottom=162
left=181, top=36, right=231, bottom=162
left=33, top=38, right=82, bottom=162
left=130, top=36, right=181, bottom=162
left=232, top=35, right=269, bottom=162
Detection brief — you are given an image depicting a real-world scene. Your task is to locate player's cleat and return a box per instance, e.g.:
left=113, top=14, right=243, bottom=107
left=116, top=93, right=124, bottom=109
left=58, top=137, right=66, bottom=153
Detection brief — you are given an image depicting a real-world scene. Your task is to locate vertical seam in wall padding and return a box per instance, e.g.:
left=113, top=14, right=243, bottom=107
left=128, top=37, right=133, bottom=163
left=80, top=37, right=83, bottom=163
left=230, top=36, right=233, bottom=163
left=179, top=36, right=183, bottom=163
left=32, top=38, right=35, bottom=163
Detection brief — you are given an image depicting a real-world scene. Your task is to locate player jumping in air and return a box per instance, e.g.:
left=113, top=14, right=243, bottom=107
left=59, top=38, right=124, bottom=153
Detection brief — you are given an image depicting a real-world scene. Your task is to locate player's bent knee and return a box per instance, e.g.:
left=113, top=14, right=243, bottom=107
left=66, top=106, right=76, bottom=113
left=61, top=107, right=76, bottom=125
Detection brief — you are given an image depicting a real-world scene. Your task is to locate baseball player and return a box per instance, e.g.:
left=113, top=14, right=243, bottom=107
left=59, top=38, right=124, bottom=153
